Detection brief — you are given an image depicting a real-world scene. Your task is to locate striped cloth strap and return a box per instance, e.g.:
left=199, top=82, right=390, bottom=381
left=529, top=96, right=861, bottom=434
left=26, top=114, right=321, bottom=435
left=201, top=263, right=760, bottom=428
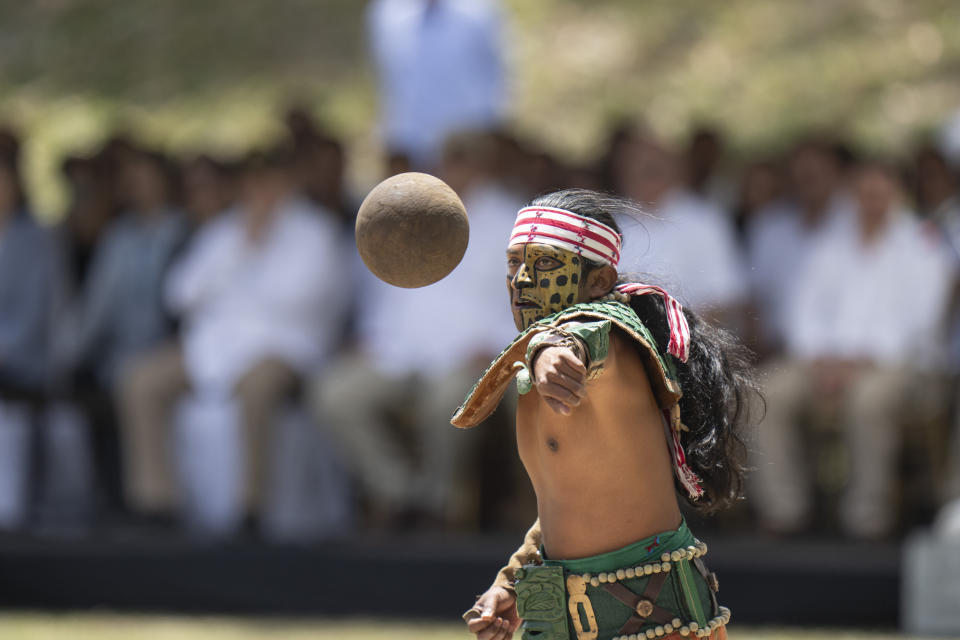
left=615, top=283, right=690, bottom=363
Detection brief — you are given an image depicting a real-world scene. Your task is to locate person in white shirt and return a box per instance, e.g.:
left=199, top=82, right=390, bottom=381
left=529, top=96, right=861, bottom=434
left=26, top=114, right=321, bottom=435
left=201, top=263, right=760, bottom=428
left=310, top=136, right=519, bottom=526
left=750, top=162, right=955, bottom=538
left=613, top=134, right=747, bottom=320
left=367, top=0, right=507, bottom=170
left=746, top=140, right=856, bottom=355
left=118, top=150, right=348, bottom=519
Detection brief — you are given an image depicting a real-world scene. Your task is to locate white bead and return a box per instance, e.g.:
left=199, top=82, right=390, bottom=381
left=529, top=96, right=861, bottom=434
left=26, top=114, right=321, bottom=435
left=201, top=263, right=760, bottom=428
left=687, top=545, right=698, bottom=557
left=689, top=622, right=699, bottom=631
left=598, top=572, right=609, bottom=583
left=646, top=629, right=656, bottom=639
left=655, top=626, right=664, bottom=637
left=626, top=567, right=636, bottom=579
left=671, top=550, right=682, bottom=562
left=663, top=623, right=673, bottom=633
left=660, top=552, right=671, bottom=562
left=672, top=618, right=682, bottom=627
left=616, top=569, right=626, bottom=581
left=582, top=573, right=591, bottom=581
left=650, top=564, right=659, bottom=574
left=679, top=626, right=690, bottom=637
left=662, top=562, right=672, bottom=572
left=590, top=577, right=600, bottom=587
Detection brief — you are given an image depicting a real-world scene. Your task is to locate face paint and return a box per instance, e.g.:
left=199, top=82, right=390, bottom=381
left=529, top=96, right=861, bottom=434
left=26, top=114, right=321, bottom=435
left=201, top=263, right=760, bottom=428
left=507, top=243, right=583, bottom=331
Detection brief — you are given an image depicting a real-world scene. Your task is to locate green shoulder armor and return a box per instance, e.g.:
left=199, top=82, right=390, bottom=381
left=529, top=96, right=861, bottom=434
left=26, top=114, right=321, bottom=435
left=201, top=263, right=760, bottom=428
left=451, top=301, right=682, bottom=429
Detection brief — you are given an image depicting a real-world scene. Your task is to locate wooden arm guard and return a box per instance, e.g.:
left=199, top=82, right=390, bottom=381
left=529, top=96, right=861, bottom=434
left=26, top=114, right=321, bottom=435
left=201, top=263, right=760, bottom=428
left=493, top=519, right=543, bottom=594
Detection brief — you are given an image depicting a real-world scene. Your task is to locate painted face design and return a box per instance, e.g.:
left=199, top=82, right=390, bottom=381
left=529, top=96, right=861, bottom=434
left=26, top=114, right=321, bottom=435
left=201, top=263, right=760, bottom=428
left=507, top=243, right=583, bottom=331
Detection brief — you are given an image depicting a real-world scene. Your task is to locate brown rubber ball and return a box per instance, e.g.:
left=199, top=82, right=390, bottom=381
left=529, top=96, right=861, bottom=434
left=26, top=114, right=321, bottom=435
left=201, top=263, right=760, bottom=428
left=356, top=172, right=470, bottom=288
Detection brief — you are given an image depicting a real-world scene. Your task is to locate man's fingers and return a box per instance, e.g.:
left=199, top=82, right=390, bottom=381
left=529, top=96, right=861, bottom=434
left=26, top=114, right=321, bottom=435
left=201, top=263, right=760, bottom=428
left=541, top=380, right=582, bottom=406
left=552, top=366, right=587, bottom=397
left=542, top=369, right=585, bottom=398
left=467, top=617, right=495, bottom=634
left=476, top=618, right=509, bottom=640
left=557, top=351, right=587, bottom=373
left=557, top=356, right=587, bottom=380
left=544, top=396, right=572, bottom=416
left=491, top=619, right=511, bottom=640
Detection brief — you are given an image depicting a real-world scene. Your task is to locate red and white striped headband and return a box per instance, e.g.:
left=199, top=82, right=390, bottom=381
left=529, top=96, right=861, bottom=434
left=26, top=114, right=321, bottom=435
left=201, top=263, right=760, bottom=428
left=509, top=206, right=622, bottom=268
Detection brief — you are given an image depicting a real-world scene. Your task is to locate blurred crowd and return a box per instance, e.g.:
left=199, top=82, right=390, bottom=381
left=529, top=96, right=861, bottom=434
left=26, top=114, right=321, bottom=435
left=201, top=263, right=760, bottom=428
left=2, top=109, right=960, bottom=544
left=2, top=0, right=960, bottom=545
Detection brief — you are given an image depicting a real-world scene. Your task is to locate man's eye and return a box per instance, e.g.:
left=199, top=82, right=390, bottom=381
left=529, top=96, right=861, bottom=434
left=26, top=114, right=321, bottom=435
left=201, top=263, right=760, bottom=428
left=535, top=257, right=561, bottom=270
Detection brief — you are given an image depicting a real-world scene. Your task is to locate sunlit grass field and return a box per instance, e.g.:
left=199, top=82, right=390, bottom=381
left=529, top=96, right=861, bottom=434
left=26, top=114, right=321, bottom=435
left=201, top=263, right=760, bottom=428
left=0, top=614, right=940, bottom=640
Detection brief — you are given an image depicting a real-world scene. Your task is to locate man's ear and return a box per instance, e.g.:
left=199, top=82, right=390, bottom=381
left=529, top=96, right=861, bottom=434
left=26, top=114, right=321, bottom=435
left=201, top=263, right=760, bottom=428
left=585, top=265, right=618, bottom=299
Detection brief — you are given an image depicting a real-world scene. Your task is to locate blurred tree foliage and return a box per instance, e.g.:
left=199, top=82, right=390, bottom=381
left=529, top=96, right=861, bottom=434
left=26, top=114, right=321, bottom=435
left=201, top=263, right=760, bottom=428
left=0, top=0, right=958, bottom=216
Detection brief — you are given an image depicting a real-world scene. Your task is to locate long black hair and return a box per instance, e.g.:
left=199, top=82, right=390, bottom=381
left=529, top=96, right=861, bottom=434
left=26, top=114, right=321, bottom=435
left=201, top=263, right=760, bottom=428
left=529, top=189, right=759, bottom=514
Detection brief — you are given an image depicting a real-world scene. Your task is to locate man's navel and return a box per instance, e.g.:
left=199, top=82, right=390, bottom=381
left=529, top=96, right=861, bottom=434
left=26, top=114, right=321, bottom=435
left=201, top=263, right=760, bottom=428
left=546, top=437, right=559, bottom=452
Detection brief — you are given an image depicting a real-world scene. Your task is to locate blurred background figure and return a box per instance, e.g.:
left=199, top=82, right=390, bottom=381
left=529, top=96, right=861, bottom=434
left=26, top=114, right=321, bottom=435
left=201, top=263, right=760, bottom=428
left=683, top=125, right=735, bottom=211
left=60, top=154, right=120, bottom=292
left=0, top=141, right=68, bottom=531
left=118, top=148, right=348, bottom=529
left=612, top=129, right=747, bottom=326
left=367, top=0, right=507, bottom=171
left=746, top=138, right=854, bottom=358
left=70, top=148, right=186, bottom=389
left=730, top=159, right=783, bottom=244
left=311, top=132, right=519, bottom=530
left=750, top=161, right=955, bottom=539
left=181, top=155, right=237, bottom=229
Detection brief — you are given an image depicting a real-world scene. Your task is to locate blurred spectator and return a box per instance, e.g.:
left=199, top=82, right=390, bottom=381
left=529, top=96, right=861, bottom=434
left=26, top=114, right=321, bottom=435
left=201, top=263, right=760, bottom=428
left=182, top=155, right=237, bottom=227
left=912, top=145, right=960, bottom=367
left=60, top=154, right=119, bottom=287
left=613, top=133, right=747, bottom=320
left=750, top=162, right=954, bottom=539
left=0, top=152, right=68, bottom=530
left=118, top=148, right=348, bottom=520
left=915, top=146, right=959, bottom=222
left=283, top=105, right=322, bottom=147
left=730, top=159, right=782, bottom=243
left=597, top=118, right=649, bottom=194
left=683, top=125, right=735, bottom=210
left=311, top=133, right=518, bottom=528
left=914, top=147, right=960, bottom=509
left=292, top=134, right=355, bottom=228
left=0, top=155, right=65, bottom=397
left=367, top=0, right=507, bottom=169
left=746, top=138, right=855, bottom=355
left=70, top=149, right=187, bottom=387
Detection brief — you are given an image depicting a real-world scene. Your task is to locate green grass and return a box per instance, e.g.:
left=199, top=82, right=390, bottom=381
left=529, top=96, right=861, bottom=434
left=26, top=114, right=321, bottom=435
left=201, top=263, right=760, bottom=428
left=0, top=613, right=940, bottom=640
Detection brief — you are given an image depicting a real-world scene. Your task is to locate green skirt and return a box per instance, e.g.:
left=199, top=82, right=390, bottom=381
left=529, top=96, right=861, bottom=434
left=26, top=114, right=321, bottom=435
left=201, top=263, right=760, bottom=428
left=514, top=520, right=725, bottom=640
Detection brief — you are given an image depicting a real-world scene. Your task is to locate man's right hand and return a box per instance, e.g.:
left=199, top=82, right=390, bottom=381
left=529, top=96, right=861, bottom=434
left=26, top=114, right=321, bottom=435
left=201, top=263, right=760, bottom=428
left=533, top=345, right=587, bottom=415
left=464, top=585, right=521, bottom=640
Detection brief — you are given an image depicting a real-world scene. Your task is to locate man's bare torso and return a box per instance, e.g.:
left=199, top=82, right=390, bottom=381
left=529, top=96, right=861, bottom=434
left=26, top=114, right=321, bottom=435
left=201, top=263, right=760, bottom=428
left=517, top=331, right=682, bottom=560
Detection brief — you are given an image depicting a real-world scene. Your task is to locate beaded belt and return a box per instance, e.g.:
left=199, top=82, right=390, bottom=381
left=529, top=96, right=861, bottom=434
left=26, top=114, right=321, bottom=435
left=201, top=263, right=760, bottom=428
left=515, top=540, right=729, bottom=640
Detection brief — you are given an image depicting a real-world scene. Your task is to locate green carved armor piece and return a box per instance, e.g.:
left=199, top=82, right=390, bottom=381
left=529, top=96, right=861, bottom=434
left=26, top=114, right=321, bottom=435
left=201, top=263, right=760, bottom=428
left=514, top=564, right=571, bottom=640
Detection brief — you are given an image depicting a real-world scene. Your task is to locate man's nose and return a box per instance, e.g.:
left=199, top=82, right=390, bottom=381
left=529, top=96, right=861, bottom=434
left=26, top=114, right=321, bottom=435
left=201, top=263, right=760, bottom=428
left=513, top=263, right=535, bottom=289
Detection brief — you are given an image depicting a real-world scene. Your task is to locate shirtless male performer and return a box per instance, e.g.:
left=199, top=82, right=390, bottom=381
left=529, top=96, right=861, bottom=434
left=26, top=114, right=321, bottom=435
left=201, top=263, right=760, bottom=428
left=456, top=190, right=756, bottom=640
